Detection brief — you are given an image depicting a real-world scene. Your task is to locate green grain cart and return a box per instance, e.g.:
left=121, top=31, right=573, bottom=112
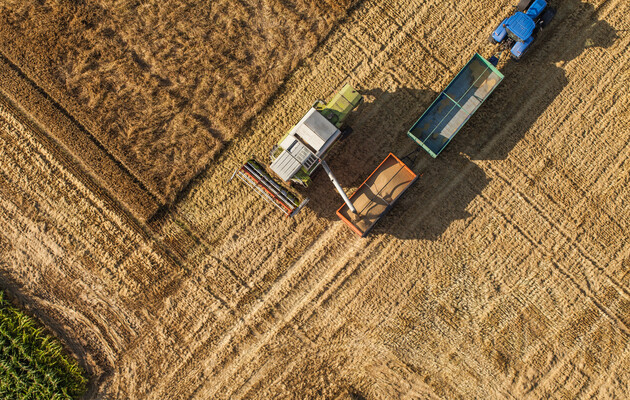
left=408, top=53, right=504, bottom=157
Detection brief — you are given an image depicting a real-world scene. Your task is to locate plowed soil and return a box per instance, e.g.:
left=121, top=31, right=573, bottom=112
left=0, top=0, right=355, bottom=216
left=1, top=0, right=629, bottom=399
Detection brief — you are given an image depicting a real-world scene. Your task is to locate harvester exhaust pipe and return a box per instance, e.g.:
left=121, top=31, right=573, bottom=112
left=319, top=159, right=357, bottom=214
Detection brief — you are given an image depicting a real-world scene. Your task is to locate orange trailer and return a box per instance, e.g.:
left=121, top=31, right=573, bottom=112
left=336, top=153, right=417, bottom=237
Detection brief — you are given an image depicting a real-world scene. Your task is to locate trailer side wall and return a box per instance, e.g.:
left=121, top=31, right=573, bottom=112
left=408, top=53, right=504, bottom=157
left=337, top=153, right=417, bottom=237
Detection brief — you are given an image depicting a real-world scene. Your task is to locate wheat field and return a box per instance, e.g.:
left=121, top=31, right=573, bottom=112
left=0, top=0, right=356, bottom=218
left=1, top=0, right=629, bottom=398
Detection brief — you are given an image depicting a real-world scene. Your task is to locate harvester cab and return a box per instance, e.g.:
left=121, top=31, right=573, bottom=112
left=490, top=0, right=556, bottom=60
left=230, top=84, right=363, bottom=217
left=269, top=84, right=362, bottom=187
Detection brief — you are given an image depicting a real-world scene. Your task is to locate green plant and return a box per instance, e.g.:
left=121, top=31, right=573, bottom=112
left=0, top=291, right=87, bottom=399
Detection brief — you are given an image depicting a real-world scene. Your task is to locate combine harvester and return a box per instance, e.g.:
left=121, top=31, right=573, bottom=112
left=408, top=53, right=504, bottom=157
left=231, top=84, right=418, bottom=237
left=231, top=84, right=363, bottom=216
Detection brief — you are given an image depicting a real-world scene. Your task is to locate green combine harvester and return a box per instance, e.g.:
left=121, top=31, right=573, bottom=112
left=230, top=84, right=363, bottom=217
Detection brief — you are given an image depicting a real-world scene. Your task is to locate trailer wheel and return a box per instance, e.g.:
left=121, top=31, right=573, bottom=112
left=539, top=7, right=556, bottom=28
left=516, top=0, right=534, bottom=12
left=340, top=126, right=353, bottom=140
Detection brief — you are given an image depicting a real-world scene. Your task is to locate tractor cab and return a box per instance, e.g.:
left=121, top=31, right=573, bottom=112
left=490, top=0, right=555, bottom=60
left=505, top=12, right=536, bottom=43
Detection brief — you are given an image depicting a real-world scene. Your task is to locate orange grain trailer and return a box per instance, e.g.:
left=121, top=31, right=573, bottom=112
left=336, top=153, right=417, bottom=237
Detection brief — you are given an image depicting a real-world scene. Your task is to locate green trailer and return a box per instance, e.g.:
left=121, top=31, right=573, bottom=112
left=408, top=53, right=504, bottom=157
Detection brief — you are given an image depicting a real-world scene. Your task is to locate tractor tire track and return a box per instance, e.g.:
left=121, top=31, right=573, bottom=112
left=478, top=192, right=630, bottom=337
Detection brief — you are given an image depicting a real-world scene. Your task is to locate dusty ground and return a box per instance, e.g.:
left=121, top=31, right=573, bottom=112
left=0, top=0, right=354, bottom=217
left=1, top=0, right=629, bottom=399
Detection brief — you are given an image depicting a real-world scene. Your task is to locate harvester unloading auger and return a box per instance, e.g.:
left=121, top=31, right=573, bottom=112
left=230, top=84, right=363, bottom=217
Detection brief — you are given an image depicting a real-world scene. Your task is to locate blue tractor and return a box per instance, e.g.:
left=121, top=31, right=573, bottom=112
left=490, top=0, right=556, bottom=60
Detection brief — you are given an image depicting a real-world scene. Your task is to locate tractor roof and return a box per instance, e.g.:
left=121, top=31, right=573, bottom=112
left=505, top=12, right=535, bottom=42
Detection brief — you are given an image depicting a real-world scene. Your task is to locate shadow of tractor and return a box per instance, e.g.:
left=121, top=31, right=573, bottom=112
left=307, top=0, right=618, bottom=240
left=460, top=0, right=619, bottom=161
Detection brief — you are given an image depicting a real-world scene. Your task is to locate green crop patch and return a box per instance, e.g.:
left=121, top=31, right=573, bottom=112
left=0, top=291, right=87, bottom=399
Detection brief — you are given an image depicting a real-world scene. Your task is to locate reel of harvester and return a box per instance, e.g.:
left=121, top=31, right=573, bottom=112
left=229, top=158, right=309, bottom=217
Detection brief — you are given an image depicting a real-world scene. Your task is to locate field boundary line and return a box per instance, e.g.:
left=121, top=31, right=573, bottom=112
left=0, top=96, right=199, bottom=369
left=0, top=187, right=128, bottom=354
left=0, top=88, right=190, bottom=272
left=0, top=113, right=178, bottom=347
left=0, top=51, right=162, bottom=219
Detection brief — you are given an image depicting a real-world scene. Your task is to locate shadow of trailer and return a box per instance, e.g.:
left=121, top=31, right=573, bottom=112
left=408, top=53, right=504, bottom=157
left=337, top=153, right=418, bottom=237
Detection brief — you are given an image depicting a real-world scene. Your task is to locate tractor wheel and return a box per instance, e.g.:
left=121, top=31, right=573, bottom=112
left=516, top=0, right=534, bottom=12
left=510, top=46, right=526, bottom=61
left=539, top=7, right=556, bottom=28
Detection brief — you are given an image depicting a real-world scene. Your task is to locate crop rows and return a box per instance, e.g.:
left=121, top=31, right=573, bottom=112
left=0, top=0, right=628, bottom=398
left=0, top=291, right=86, bottom=399
left=0, top=0, right=357, bottom=215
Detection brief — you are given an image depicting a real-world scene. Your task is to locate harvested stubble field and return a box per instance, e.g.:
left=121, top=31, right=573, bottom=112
left=0, top=0, right=355, bottom=219
left=1, top=0, right=630, bottom=399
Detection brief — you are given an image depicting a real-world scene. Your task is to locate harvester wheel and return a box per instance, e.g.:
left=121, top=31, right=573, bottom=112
left=516, top=0, right=534, bottom=12
left=340, top=126, right=353, bottom=140
left=488, top=34, right=497, bottom=44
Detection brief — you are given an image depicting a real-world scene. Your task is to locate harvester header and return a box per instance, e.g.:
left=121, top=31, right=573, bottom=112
left=231, top=158, right=308, bottom=217
left=230, top=84, right=363, bottom=217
